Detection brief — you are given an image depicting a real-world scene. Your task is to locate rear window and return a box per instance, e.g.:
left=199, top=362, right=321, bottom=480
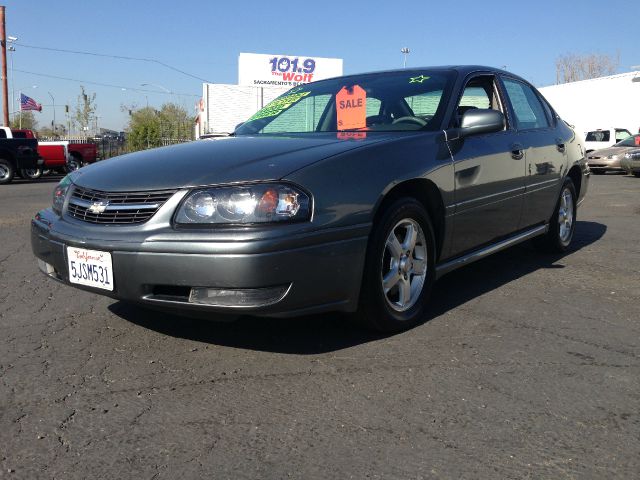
left=585, top=130, right=610, bottom=142
left=11, top=131, right=27, bottom=138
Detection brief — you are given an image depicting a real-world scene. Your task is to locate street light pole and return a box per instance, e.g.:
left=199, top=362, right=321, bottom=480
left=141, top=82, right=173, bottom=105
left=48, top=91, right=55, bottom=135
left=401, top=47, right=410, bottom=69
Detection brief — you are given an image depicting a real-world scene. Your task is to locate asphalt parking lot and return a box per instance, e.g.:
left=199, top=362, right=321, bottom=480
left=1, top=173, right=639, bottom=479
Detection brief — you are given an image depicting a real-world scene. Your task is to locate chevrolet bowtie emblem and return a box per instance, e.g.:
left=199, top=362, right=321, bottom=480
left=88, top=200, right=109, bottom=214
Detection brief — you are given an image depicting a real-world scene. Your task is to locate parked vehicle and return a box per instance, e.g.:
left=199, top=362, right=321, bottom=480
left=0, top=127, right=99, bottom=178
left=67, top=143, right=99, bottom=170
left=621, top=149, right=640, bottom=177
left=586, top=134, right=640, bottom=174
left=0, top=129, right=41, bottom=184
left=584, top=128, right=633, bottom=153
left=32, top=66, right=589, bottom=332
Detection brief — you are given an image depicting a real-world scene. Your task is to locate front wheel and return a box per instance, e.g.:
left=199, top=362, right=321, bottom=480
left=534, top=178, right=577, bottom=252
left=0, top=158, right=15, bottom=185
left=358, top=198, right=435, bottom=332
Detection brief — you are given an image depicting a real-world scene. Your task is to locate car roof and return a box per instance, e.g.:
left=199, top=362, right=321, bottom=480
left=318, top=65, right=525, bottom=85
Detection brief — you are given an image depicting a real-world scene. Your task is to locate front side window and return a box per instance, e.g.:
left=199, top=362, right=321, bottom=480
left=453, top=75, right=506, bottom=129
left=502, top=78, right=550, bottom=130
left=236, top=71, right=456, bottom=134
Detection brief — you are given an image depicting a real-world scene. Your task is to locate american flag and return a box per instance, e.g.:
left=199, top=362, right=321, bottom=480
left=20, top=93, right=42, bottom=112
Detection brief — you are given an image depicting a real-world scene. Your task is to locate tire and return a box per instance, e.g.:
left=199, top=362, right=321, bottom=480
left=358, top=197, right=436, bottom=332
left=66, top=158, right=81, bottom=172
left=20, top=167, right=43, bottom=180
left=534, top=178, right=577, bottom=253
left=634, top=172, right=640, bottom=178
left=0, top=158, right=15, bottom=185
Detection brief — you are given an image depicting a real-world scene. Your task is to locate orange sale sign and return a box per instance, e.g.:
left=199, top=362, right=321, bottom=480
left=336, top=85, right=367, bottom=131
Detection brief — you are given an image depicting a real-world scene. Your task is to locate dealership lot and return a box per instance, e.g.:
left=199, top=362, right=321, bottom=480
left=1, top=175, right=639, bottom=478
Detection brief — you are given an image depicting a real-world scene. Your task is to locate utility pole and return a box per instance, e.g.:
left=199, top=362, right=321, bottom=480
left=1, top=6, right=10, bottom=126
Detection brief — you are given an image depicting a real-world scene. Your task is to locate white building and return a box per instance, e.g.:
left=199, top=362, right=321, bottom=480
left=539, top=71, right=640, bottom=136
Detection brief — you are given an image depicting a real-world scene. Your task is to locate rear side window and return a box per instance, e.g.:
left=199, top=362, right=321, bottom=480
left=502, top=78, right=550, bottom=130
left=585, top=130, right=610, bottom=142
left=0, top=130, right=6, bottom=139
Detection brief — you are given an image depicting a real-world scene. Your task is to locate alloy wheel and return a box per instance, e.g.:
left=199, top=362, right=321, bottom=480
left=381, top=218, right=428, bottom=312
left=558, top=187, right=574, bottom=244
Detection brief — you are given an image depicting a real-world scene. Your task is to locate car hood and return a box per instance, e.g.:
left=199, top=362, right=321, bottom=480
left=72, top=134, right=397, bottom=192
left=588, top=146, right=635, bottom=157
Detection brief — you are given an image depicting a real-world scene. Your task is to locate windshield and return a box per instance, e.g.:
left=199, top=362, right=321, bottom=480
left=614, top=134, right=640, bottom=147
left=235, top=70, right=456, bottom=135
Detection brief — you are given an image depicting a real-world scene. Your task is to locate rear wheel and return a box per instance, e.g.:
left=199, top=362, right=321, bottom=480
left=534, top=178, right=577, bottom=253
left=634, top=172, right=640, bottom=178
left=66, top=157, right=81, bottom=172
left=358, top=198, right=435, bottom=332
left=0, top=158, right=15, bottom=185
left=20, top=167, right=42, bottom=180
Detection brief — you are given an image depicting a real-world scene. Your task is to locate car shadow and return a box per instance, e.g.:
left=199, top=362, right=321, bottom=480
left=109, top=220, right=606, bottom=354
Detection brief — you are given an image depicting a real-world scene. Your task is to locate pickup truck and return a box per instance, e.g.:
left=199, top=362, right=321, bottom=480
left=0, top=131, right=41, bottom=184
left=2, top=127, right=99, bottom=179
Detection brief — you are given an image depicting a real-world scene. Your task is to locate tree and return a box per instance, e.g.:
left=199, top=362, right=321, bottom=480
left=74, top=86, right=97, bottom=133
left=126, top=107, right=161, bottom=151
left=10, top=111, right=38, bottom=130
left=38, top=124, right=67, bottom=138
left=555, top=52, right=619, bottom=84
left=125, top=102, right=193, bottom=152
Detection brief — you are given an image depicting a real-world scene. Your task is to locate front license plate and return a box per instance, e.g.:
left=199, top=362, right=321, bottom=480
left=66, top=246, right=114, bottom=291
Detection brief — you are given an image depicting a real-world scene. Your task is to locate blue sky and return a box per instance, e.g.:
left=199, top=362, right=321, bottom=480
left=5, top=0, right=637, bottom=131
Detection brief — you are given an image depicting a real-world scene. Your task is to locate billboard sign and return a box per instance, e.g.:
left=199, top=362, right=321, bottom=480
left=239, top=52, right=343, bottom=87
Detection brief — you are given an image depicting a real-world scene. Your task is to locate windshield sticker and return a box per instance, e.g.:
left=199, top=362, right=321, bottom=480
left=249, top=91, right=310, bottom=121
left=336, top=85, right=367, bottom=131
left=409, top=75, right=430, bottom=84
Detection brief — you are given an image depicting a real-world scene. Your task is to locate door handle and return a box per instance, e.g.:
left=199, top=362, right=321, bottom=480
left=511, top=143, right=524, bottom=160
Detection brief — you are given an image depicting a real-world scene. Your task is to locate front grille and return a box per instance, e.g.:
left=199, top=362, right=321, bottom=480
left=67, top=186, right=176, bottom=225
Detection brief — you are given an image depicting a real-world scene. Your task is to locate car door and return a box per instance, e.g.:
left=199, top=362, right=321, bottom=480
left=501, top=77, right=566, bottom=228
left=447, top=74, right=526, bottom=256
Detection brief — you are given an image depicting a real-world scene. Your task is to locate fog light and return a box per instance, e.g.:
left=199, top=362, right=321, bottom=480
left=37, top=259, right=55, bottom=275
left=188, top=285, right=290, bottom=307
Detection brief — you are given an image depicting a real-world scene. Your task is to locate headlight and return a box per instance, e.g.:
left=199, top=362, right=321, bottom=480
left=175, top=183, right=311, bottom=225
left=625, top=150, right=640, bottom=160
left=606, top=154, right=618, bottom=160
left=52, top=175, right=72, bottom=216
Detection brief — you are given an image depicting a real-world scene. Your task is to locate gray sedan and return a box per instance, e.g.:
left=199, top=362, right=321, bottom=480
left=32, top=66, right=589, bottom=332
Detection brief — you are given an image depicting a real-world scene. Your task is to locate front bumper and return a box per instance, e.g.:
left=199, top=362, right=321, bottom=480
left=586, top=157, right=623, bottom=172
left=31, top=208, right=369, bottom=318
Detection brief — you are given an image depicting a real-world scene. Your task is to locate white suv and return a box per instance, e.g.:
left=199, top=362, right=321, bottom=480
left=584, top=128, right=633, bottom=153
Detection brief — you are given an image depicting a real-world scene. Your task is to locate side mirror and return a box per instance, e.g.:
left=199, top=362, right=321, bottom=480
left=459, top=109, right=505, bottom=137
